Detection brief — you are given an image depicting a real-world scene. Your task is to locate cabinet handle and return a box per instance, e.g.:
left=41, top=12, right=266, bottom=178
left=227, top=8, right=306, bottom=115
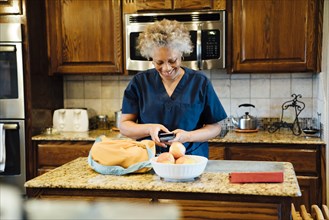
left=3, top=124, right=18, bottom=130
left=0, top=45, right=16, bottom=52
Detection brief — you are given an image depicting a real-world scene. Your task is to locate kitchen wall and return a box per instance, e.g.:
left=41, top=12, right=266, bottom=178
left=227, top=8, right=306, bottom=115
left=63, top=72, right=316, bottom=122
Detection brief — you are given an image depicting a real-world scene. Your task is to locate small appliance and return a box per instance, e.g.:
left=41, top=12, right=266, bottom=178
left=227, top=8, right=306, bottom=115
left=53, top=109, right=89, bottom=132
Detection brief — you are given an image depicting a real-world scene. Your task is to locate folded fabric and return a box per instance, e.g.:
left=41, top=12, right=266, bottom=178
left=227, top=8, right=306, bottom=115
left=88, top=136, right=155, bottom=175
left=0, top=123, right=6, bottom=172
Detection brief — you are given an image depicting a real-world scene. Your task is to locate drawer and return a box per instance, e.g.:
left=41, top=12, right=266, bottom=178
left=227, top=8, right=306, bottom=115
left=226, top=146, right=318, bottom=175
left=209, top=143, right=225, bottom=160
left=38, top=141, right=93, bottom=166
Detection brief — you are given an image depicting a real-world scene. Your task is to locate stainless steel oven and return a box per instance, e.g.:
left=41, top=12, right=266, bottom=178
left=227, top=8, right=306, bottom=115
left=0, top=23, right=26, bottom=193
left=125, top=11, right=225, bottom=71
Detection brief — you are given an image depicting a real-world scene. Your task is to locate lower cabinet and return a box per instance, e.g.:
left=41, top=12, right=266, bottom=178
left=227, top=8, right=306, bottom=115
left=209, top=143, right=326, bottom=212
left=36, top=141, right=93, bottom=176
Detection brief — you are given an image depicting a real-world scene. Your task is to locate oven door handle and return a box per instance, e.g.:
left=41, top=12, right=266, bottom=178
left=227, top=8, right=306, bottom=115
left=0, top=45, right=17, bottom=52
left=3, top=124, right=18, bottom=130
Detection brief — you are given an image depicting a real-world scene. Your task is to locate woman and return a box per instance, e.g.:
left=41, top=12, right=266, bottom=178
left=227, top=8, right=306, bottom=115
left=119, top=19, right=227, bottom=158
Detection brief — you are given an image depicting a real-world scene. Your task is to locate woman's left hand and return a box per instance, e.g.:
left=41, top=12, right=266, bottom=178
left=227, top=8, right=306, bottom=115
left=169, top=129, right=191, bottom=143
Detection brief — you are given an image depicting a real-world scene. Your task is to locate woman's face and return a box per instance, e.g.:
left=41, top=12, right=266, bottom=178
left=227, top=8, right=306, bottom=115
left=152, top=47, right=182, bottom=80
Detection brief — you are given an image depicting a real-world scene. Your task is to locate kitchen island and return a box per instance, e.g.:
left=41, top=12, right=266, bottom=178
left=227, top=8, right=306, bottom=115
left=25, top=157, right=301, bottom=220
left=30, top=129, right=326, bottom=213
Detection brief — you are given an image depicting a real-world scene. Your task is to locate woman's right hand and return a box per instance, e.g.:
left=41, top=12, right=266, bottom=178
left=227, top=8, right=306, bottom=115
left=146, top=124, right=170, bottom=148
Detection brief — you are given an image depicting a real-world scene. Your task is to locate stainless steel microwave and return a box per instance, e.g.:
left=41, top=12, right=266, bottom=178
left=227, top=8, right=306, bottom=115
left=124, top=11, right=225, bottom=71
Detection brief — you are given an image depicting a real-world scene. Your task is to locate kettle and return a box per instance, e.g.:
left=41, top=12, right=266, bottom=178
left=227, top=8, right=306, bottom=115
left=231, top=104, right=258, bottom=130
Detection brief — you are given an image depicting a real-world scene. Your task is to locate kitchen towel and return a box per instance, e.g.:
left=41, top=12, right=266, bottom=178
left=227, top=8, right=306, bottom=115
left=0, top=123, right=6, bottom=172
left=88, top=136, right=155, bottom=175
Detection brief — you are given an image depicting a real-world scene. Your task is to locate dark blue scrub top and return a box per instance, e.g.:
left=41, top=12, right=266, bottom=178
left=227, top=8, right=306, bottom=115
left=122, top=67, right=227, bottom=158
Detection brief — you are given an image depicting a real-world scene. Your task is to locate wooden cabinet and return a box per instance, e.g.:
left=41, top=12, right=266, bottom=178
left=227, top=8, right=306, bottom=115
left=209, top=143, right=326, bottom=211
left=45, top=0, right=122, bottom=75
left=35, top=141, right=93, bottom=176
left=228, top=0, right=324, bottom=73
left=209, top=142, right=225, bottom=160
left=0, top=0, right=22, bottom=15
left=123, top=0, right=226, bottom=13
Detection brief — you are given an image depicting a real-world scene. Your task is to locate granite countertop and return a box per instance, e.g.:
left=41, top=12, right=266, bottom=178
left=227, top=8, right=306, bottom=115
left=25, top=157, right=301, bottom=198
left=32, top=129, right=325, bottom=145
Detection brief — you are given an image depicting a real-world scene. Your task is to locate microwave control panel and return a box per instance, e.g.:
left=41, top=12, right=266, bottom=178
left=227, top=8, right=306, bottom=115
left=202, top=30, right=220, bottom=59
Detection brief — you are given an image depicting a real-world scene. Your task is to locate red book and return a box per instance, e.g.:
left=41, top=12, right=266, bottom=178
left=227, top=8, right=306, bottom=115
left=229, top=171, right=284, bottom=183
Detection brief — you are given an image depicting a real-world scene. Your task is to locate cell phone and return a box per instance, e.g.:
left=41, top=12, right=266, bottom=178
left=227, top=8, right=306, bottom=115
left=158, top=133, right=176, bottom=142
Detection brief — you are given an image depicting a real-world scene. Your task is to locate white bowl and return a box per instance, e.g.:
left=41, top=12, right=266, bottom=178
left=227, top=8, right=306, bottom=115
left=150, top=155, right=208, bottom=181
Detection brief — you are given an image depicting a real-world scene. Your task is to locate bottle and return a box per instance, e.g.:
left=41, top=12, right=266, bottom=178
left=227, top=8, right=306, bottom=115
left=97, top=115, right=109, bottom=130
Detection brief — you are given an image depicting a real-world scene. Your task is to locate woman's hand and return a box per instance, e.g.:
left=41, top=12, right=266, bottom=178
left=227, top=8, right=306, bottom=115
left=169, top=123, right=221, bottom=144
left=169, top=129, right=191, bottom=143
left=146, top=124, right=171, bottom=148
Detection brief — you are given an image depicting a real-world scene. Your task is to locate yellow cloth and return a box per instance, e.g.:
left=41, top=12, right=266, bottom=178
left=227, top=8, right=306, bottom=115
left=90, top=137, right=155, bottom=173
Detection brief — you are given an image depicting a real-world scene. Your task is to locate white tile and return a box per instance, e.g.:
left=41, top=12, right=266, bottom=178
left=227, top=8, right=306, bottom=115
left=251, top=78, right=270, bottom=98
left=219, top=98, right=230, bottom=117
left=119, top=75, right=134, bottom=81
left=64, top=75, right=84, bottom=81
left=298, top=98, right=313, bottom=118
left=291, top=72, right=314, bottom=78
left=210, top=69, right=229, bottom=79
left=102, top=75, right=120, bottom=81
left=101, top=99, right=122, bottom=120
left=212, top=79, right=230, bottom=99
left=101, top=80, right=120, bottom=99
left=66, top=81, right=84, bottom=99
left=250, top=99, right=270, bottom=117
left=230, top=73, right=250, bottom=79
left=270, top=78, right=291, bottom=98
left=291, top=78, right=313, bottom=98
left=64, top=99, right=85, bottom=109
left=270, top=98, right=286, bottom=118
left=84, top=80, right=101, bottom=99
left=84, top=75, right=101, bottom=81
left=84, top=99, right=102, bottom=117
left=230, top=98, right=251, bottom=117
left=119, top=80, right=131, bottom=99
left=231, top=79, right=250, bottom=98
left=251, top=73, right=271, bottom=79
left=270, top=73, right=291, bottom=79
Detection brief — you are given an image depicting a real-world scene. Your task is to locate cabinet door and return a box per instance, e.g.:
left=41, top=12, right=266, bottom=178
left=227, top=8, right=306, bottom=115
left=174, top=0, right=212, bottom=10
left=292, top=176, right=319, bottom=212
left=37, top=141, right=93, bottom=175
left=123, top=0, right=226, bottom=13
left=0, top=0, right=22, bottom=15
left=209, top=143, right=225, bottom=160
left=230, top=0, right=322, bottom=73
left=123, top=0, right=172, bottom=13
left=226, top=146, right=318, bottom=175
left=46, top=0, right=122, bottom=75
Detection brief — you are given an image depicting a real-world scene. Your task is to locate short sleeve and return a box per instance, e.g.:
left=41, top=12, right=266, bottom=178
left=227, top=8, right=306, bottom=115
left=122, top=78, right=140, bottom=114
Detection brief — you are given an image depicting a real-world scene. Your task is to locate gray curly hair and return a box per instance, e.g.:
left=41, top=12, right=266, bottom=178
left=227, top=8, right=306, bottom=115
left=137, top=19, right=193, bottom=60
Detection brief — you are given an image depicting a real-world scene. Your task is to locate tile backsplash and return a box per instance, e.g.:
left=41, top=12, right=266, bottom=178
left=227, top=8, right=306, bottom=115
left=64, top=70, right=318, bottom=122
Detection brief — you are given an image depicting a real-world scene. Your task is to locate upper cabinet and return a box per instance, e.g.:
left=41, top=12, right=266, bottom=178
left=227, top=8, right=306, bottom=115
left=45, top=0, right=122, bottom=75
left=228, top=0, right=324, bottom=73
left=0, top=0, right=22, bottom=15
left=123, top=0, right=226, bottom=13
